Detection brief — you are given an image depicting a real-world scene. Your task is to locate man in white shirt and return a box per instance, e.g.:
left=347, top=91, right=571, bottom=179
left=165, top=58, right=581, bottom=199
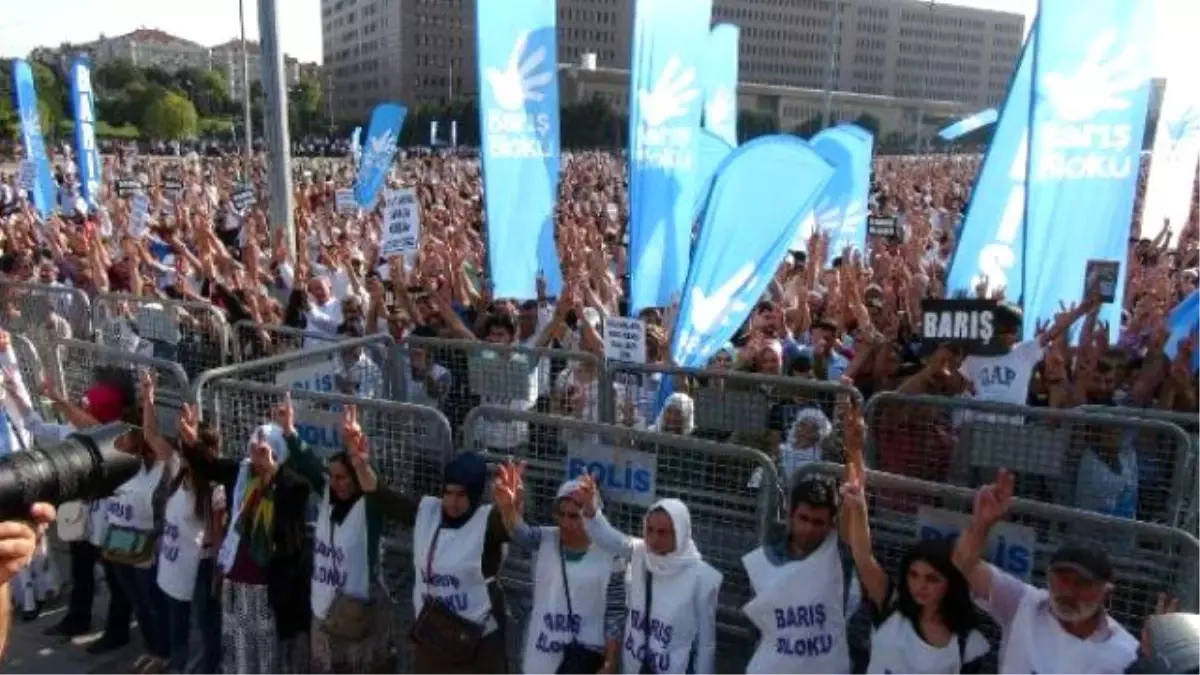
left=953, top=470, right=1139, bottom=673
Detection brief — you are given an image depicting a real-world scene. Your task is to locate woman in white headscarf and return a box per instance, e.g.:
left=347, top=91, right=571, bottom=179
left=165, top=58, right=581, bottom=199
left=492, top=464, right=627, bottom=673
left=650, top=393, right=694, bottom=436
left=574, top=475, right=722, bottom=674
left=777, top=407, right=832, bottom=484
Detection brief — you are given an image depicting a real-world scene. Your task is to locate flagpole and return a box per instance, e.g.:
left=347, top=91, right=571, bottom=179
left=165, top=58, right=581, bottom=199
left=820, top=0, right=841, bottom=130
left=239, top=0, right=253, bottom=175
left=258, top=0, right=296, bottom=262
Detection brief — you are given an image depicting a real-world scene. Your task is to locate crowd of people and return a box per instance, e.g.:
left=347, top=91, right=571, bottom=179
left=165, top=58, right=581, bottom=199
left=0, top=141, right=1193, bottom=674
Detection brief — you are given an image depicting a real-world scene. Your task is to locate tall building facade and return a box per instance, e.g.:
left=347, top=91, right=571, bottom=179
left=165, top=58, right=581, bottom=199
left=322, top=0, right=1024, bottom=122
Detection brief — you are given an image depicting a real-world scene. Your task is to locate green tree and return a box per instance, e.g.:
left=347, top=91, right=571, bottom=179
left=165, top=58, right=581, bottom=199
left=561, top=96, right=619, bottom=148
left=94, top=59, right=144, bottom=92
left=791, top=114, right=824, bottom=139
left=288, top=77, right=324, bottom=136
left=738, top=109, right=778, bottom=141
left=142, top=65, right=173, bottom=89
left=852, top=113, right=881, bottom=137
left=142, top=90, right=199, bottom=139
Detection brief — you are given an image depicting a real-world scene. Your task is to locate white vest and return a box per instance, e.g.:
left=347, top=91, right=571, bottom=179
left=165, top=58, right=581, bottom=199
left=523, top=528, right=616, bottom=675
left=87, top=499, right=110, bottom=548
left=867, top=610, right=988, bottom=674
left=621, top=550, right=721, bottom=675
left=998, top=586, right=1137, bottom=674
left=411, top=496, right=495, bottom=629
left=742, top=535, right=851, bottom=674
left=107, top=461, right=164, bottom=533
left=157, top=487, right=207, bottom=601
left=311, top=487, right=371, bottom=620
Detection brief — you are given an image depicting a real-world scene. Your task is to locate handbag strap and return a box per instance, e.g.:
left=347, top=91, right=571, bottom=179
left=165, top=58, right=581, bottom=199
left=641, top=565, right=654, bottom=668
left=424, top=525, right=442, bottom=596
left=558, top=540, right=577, bottom=639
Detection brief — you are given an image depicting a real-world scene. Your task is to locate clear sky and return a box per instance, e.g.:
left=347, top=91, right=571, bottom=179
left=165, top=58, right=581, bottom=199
left=0, top=0, right=1039, bottom=65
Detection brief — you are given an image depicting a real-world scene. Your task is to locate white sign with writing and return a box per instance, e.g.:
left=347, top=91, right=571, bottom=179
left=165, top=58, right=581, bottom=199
left=916, top=506, right=1036, bottom=581
left=565, top=441, right=657, bottom=507
left=335, top=188, right=357, bottom=215
left=603, top=316, right=646, bottom=364
left=381, top=187, right=420, bottom=257
left=131, top=193, right=150, bottom=237
left=17, top=160, right=35, bottom=191
left=274, top=359, right=339, bottom=398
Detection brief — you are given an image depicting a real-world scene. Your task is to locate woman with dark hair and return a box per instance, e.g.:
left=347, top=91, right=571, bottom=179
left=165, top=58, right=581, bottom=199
left=839, top=410, right=989, bottom=674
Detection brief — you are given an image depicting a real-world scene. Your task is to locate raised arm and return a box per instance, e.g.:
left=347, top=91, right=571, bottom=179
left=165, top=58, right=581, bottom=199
left=575, top=473, right=636, bottom=559
left=838, top=399, right=889, bottom=610
left=491, top=459, right=543, bottom=549
left=138, top=372, right=175, bottom=462
left=342, top=405, right=419, bottom=527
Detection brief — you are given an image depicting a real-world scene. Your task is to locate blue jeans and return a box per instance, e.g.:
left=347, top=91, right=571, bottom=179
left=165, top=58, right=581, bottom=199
left=111, top=563, right=170, bottom=659
left=165, top=559, right=222, bottom=674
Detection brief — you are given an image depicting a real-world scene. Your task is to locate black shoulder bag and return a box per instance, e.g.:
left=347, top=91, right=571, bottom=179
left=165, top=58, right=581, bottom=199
left=409, top=526, right=486, bottom=665
left=556, top=545, right=606, bottom=674
left=639, top=569, right=656, bottom=674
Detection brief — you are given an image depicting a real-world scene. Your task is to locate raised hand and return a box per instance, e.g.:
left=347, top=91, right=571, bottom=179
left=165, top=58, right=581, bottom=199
left=274, top=392, right=296, bottom=436
left=179, top=403, right=200, bottom=446
left=972, top=468, right=1014, bottom=528
left=572, top=472, right=599, bottom=518
left=492, top=459, right=526, bottom=513
left=841, top=398, right=866, bottom=485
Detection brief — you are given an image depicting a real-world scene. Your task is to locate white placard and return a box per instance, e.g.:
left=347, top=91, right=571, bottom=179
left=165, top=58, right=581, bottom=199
left=916, top=506, right=1035, bottom=581
left=606, top=203, right=618, bottom=221
left=292, top=408, right=344, bottom=456
left=381, top=187, right=420, bottom=257
left=335, top=188, right=357, bottom=215
left=603, top=316, right=646, bottom=364
left=17, top=160, right=35, bottom=191
left=131, top=193, right=150, bottom=237
left=565, top=441, right=657, bottom=507
left=274, top=359, right=339, bottom=397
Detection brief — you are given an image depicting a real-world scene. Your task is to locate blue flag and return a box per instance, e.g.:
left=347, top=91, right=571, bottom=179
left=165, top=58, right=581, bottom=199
left=12, top=59, right=56, bottom=220
left=350, top=126, right=362, bottom=163
left=703, top=24, right=739, bottom=148
left=946, top=28, right=1036, bottom=298
left=796, top=124, right=874, bottom=263
left=1023, top=2, right=1153, bottom=341
left=627, top=0, right=713, bottom=314
left=671, top=136, right=834, bottom=367
left=477, top=0, right=562, bottom=300
left=68, top=57, right=102, bottom=207
left=354, top=103, right=406, bottom=208
left=937, top=108, right=999, bottom=141
left=1165, top=290, right=1199, bottom=373
left=692, top=129, right=735, bottom=222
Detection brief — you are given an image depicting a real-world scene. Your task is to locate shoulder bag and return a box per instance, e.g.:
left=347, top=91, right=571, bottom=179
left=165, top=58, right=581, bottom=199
left=409, top=526, right=487, bottom=666
left=321, top=517, right=374, bottom=641
left=556, top=544, right=606, bottom=674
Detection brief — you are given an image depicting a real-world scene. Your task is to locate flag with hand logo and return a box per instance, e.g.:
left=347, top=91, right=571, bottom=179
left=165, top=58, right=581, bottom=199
left=1024, top=2, right=1153, bottom=341
left=946, top=28, right=1036, bottom=299
left=1165, top=290, right=1199, bottom=373
left=68, top=57, right=102, bottom=207
left=12, top=59, right=57, bottom=220
left=703, top=24, right=739, bottom=148
left=354, top=103, right=407, bottom=208
left=671, top=136, right=833, bottom=368
left=478, top=0, right=562, bottom=299
left=794, top=124, right=874, bottom=263
left=937, top=108, right=999, bottom=141
left=627, top=0, right=713, bottom=315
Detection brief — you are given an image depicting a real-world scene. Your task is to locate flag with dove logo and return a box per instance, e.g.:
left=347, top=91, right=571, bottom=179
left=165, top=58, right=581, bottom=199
left=627, top=0, right=713, bottom=315
left=12, top=59, right=57, bottom=220
left=354, top=102, right=407, bottom=208
left=1141, top=30, right=1200, bottom=249
left=703, top=24, right=739, bottom=148
left=478, top=0, right=562, bottom=300
left=671, top=136, right=833, bottom=368
left=794, top=124, right=874, bottom=263
left=1024, top=2, right=1153, bottom=341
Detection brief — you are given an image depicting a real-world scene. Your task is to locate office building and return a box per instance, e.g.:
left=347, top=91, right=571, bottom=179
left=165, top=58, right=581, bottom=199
left=322, top=0, right=1024, bottom=121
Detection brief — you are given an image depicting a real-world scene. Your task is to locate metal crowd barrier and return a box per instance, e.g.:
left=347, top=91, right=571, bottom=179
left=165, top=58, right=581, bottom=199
left=49, top=338, right=189, bottom=437
left=92, top=292, right=231, bottom=378
left=460, top=404, right=780, bottom=672
left=231, top=320, right=346, bottom=362
left=863, top=392, right=1194, bottom=528
left=0, top=279, right=93, bottom=340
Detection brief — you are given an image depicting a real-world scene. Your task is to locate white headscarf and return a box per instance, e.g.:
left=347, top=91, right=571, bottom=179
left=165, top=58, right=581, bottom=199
left=557, top=479, right=603, bottom=513
left=778, top=407, right=832, bottom=485
left=643, top=498, right=703, bottom=577
left=652, top=392, right=695, bottom=435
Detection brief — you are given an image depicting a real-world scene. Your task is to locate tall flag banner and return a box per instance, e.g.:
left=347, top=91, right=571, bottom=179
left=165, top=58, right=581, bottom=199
left=477, top=0, right=562, bottom=299
left=937, top=108, right=1000, bottom=141
left=450, top=120, right=459, bottom=148
left=12, top=59, right=56, bottom=219
left=68, top=57, right=102, bottom=206
left=692, top=129, right=735, bottom=222
left=627, top=0, right=714, bottom=314
left=946, top=26, right=1037, bottom=298
left=1024, top=1, right=1154, bottom=341
left=354, top=103, right=406, bottom=208
left=1140, top=3, right=1199, bottom=246
left=671, top=135, right=834, bottom=367
left=350, top=125, right=362, bottom=163
left=1165, top=290, right=1199, bottom=372
left=702, top=24, right=739, bottom=148
left=794, top=124, right=874, bottom=262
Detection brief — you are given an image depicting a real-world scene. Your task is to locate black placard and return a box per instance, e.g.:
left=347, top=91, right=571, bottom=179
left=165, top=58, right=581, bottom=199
left=920, top=298, right=1005, bottom=356
left=232, top=185, right=256, bottom=210
left=116, top=179, right=143, bottom=198
left=1085, top=259, right=1119, bottom=304
left=868, top=215, right=899, bottom=239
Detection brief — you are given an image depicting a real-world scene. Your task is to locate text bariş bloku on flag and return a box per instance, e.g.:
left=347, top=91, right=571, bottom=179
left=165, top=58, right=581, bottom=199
left=69, top=57, right=102, bottom=207
left=12, top=59, right=58, bottom=220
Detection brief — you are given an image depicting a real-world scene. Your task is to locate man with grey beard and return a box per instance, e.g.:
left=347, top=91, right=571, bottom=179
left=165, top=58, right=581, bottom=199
left=952, top=469, right=1139, bottom=673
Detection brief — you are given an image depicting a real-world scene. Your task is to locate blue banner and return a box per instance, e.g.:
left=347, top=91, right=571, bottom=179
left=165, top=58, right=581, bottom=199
left=627, top=0, right=713, bottom=314
left=937, top=108, right=999, bottom=141
left=946, top=27, right=1036, bottom=299
left=671, top=136, right=834, bottom=367
left=12, top=59, right=56, bottom=220
left=354, top=102, right=406, bottom=208
left=703, top=24, right=739, bottom=148
left=803, top=124, right=873, bottom=263
left=68, top=57, right=102, bottom=207
left=350, top=125, right=362, bottom=162
left=1023, top=2, right=1153, bottom=341
left=692, top=129, right=735, bottom=222
left=1165, top=290, right=1199, bottom=372
left=477, top=0, right=562, bottom=299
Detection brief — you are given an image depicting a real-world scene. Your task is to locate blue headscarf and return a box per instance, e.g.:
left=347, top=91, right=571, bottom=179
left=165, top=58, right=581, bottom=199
left=442, top=452, right=489, bottom=528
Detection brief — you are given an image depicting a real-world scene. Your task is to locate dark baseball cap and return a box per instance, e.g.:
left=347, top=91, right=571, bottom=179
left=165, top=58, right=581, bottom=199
left=1049, top=543, right=1113, bottom=583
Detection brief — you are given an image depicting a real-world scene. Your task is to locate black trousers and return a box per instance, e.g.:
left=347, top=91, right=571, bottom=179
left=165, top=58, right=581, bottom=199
left=63, top=540, right=133, bottom=642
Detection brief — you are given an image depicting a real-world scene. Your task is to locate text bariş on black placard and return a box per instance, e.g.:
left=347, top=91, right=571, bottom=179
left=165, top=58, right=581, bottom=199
left=919, top=298, right=1005, bottom=356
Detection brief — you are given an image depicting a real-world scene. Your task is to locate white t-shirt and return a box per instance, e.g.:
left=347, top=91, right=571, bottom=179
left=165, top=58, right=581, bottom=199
left=960, top=340, right=1044, bottom=406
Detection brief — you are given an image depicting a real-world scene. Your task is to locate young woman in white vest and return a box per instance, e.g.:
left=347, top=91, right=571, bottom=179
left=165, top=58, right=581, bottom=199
left=839, top=403, right=990, bottom=674
left=492, top=461, right=626, bottom=674
left=952, top=469, right=1140, bottom=673
left=195, top=395, right=325, bottom=674
left=573, top=474, right=722, bottom=674
left=101, top=373, right=174, bottom=673
left=407, top=450, right=512, bottom=673
left=143, top=390, right=224, bottom=675
left=308, top=405, right=413, bottom=674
